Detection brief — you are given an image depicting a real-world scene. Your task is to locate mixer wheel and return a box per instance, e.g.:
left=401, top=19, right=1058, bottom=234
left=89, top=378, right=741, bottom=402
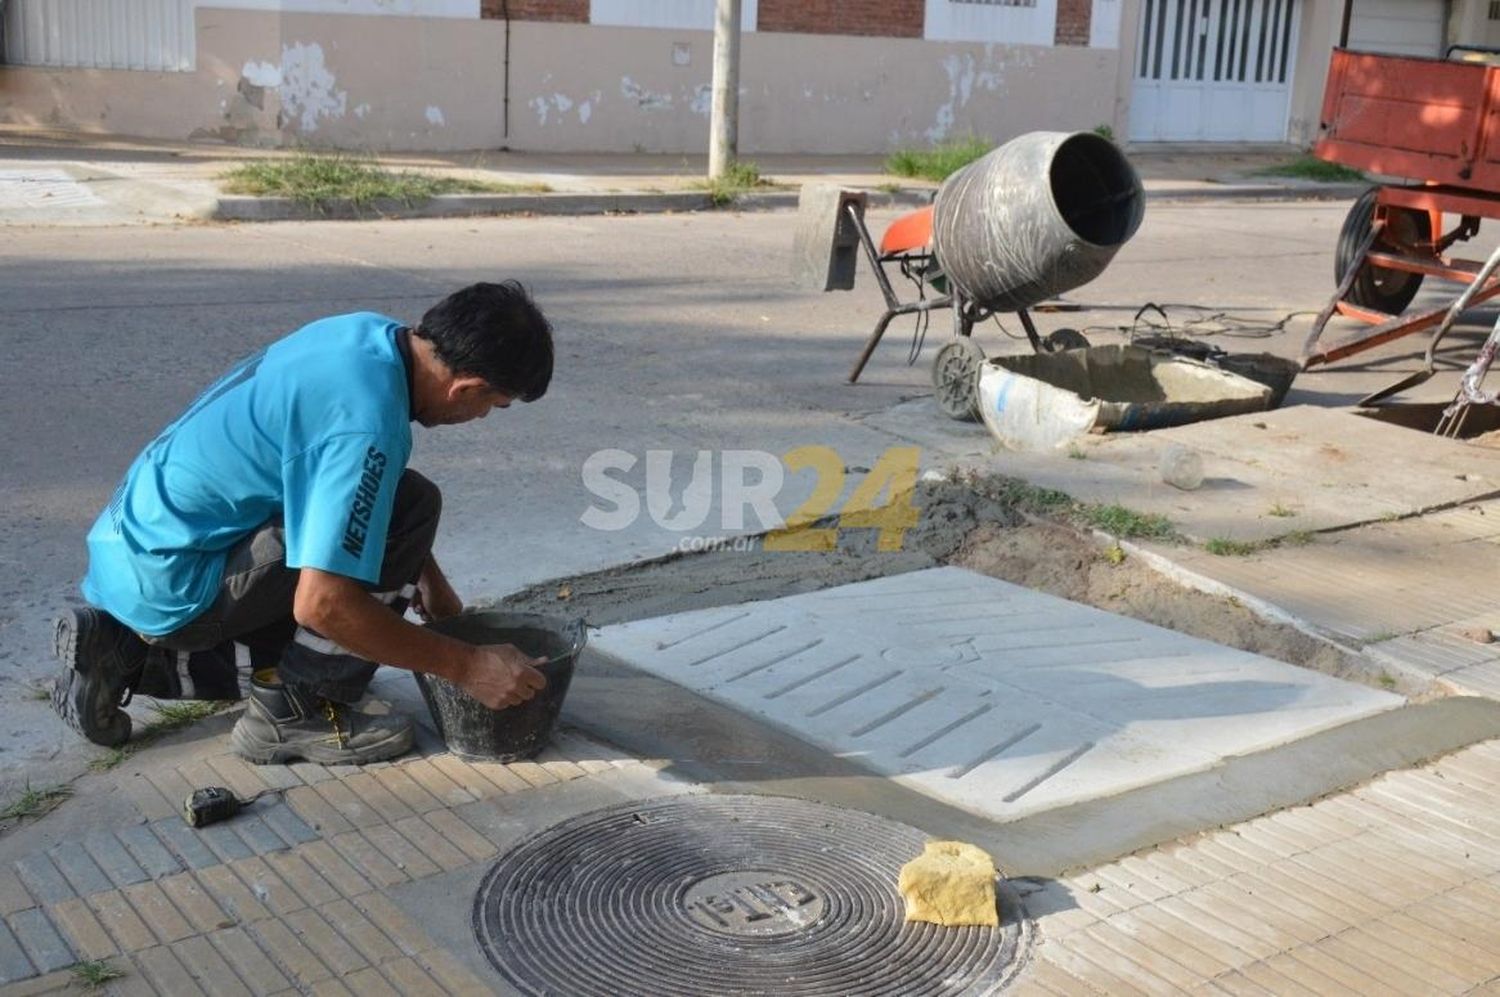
left=932, top=338, right=986, bottom=422
left=1044, top=328, right=1090, bottom=352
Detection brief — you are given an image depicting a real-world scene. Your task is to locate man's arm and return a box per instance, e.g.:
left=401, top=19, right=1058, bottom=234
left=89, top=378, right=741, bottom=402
left=413, top=554, right=464, bottom=622
left=293, top=567, right=545, bottom=708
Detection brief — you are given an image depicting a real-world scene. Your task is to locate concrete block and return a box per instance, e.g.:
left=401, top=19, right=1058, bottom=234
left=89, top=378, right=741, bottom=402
left=233, top=816, right=291, bottom=856
left=45, top=842, right=114, bottom=897
left=0, top=918, right=34, bottom=983
left=116, top=825, right=184, bottom=880
left=259, top=803, right=318, bottom=846
left=791, top=184, right=867, bottom=292
left=13, top=855, right=72, bottom=906
left=81, top=833, right=148, bottom=888
left=197, top=821, right=254, bottom=863
left=151, top=818, right=221, bottom=871
left=7, top=909, right=74, bottom=972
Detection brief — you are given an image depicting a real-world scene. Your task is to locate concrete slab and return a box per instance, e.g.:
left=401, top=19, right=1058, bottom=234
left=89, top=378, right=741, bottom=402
left=588, top=567, right=1401, bottom=822
left=958, top=405, right=1500, bottom=542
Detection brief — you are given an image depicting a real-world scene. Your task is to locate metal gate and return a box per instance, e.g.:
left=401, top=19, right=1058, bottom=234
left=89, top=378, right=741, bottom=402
left=2, top=0, right=194, bottom=72
left=1128, top=0, right=1300, bottom=142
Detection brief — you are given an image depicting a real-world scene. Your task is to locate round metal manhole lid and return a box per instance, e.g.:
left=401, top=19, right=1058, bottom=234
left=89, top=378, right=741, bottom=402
left=472, top=794, right=1029, bottom=996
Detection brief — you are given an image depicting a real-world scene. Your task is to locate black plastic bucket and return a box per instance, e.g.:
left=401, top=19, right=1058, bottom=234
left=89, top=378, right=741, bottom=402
left=413, top=611, right=586, bottom=763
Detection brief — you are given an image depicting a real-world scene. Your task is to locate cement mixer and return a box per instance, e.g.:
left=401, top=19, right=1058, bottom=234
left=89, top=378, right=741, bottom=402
left=793, top=131, right=1145, bottom=420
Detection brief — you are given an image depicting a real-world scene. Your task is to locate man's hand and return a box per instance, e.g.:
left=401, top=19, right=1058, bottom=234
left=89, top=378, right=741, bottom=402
left=458, top=643, right=548, bottom=709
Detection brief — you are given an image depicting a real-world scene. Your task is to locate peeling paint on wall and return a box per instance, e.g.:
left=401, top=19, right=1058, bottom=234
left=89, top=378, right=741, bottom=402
left=425, top=105, right=446, bottom=125
left=241, top=60, right=282, bottom=88
left=926, top=50, right=1008, bottom=143
left=279, top=41, right=348, bottom=133
left=620, top=76, right=673, bottom=111
left=531, top=89, right=600, bottom=127
left=689, top=84, right=711, bottom=117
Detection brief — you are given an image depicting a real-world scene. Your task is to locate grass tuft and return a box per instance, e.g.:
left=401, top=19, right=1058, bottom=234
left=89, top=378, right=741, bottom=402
left=1377, top=672, right=1398, bottom=689
left=694, top=161, right=781, bottom=206
left=1251, top=154, right=1364, bottom=183
left=1206, top=537, right=1263, bottom=557
left=1267, top=503, right=1297, bottom=518
left=71, top=959, right=124, bottom=990
left=1080, top=504, right=1177, bottom=541
left=89, top=700, right=232, bottom=773
left=220, top=153, right=549, bottom=210
left=1, top=783, right=72, bottom=823
left=884, top=135, right=992, bottom=183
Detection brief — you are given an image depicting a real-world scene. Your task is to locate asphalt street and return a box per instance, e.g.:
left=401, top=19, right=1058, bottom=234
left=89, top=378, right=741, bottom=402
left=2, top=197, right=1489, bottom=797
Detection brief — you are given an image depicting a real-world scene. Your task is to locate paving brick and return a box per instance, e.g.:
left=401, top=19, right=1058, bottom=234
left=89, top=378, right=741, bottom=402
left=48, top=898, right=115, bottom=960
left=157, top=872, right=228, bottom=932
left=0, top=968, right=78, bottom=996
left=340, top=773, right=416, bottom=825
left=233, top=815, right=292, bottom=856
left=370, top=767, right=443, bottom=813
left=1154, top=895, right=1278, bottom=962
left=124, top=775, right=178, bottom=822
left=416, top=945, right=496, bottom=996
left=206, top=754, right=273, bottom=801
left=1316, top=931, right=1441, bottom=996
left=398, top=757, right=478, bottom=807
left=120, top=881, right=193, bottom=944
left=198, top=821, right=255, bottom=864
left=283, top=907, right=366, bottom=976
left=1077, top=921, right=1207, bottom=989
left=316, top=899, right=397, bottom=965
left=287, top=761, right=334, bottom=785
left=258, top=802, right=318, bottom=845
left=0, top=917, right=35, bottom=983
left=378, top=956, right=446, bottom=995
left=209, top=926, right=291, bottom=996
left=151, top=818, right=220, bottom=871
left=262, top=852, right=338, bottom=908
left=360, top=825, right=441, bottom=879
left=535, top=753, right=588, bottom=783
left=350, top=893, right=432, bottom=958
left=245, top=763, right=304, bottom=792
left=343, top=965, right=402, bottom=996
left=40, top=843, right=111, bottom=900
left=285, top=786, right=354, bottom=837
left=193, top=865, right=271, bottom=924
left=391, top=816, right=470, bottom=872
left=1281, top=945, right=1398, bottom=996
left=294, top=841, right=372, bottom=899
left=246, top=917, right=333, bottom=986
left=1092, top=910, right=1232, bottom=981
left=420, top=810, right=496, bottom=863
left=80, top=832, right=149, bottom=889
left=135, top=944, right=206, bottom=995
left=312, top=781, right=381, bottom=829
left=1374, top=912, right=1494, bottom=985
left=427, top=754, right=506, bottom=799
left=229, top=858, right=304, bottom=917
left=1343, top=922, right=1476, bottom=993
left=145, top=768, right=197, bottom=814
left=503, top=760, right=558, bottom=789
left=116, top=824, right=183, bottom=880
left=7, top=909, right=73, bottom=974
left=329, top=831, right=407, bottom=889
left=172, top=934, right=252, bottom=997
left=309, top=979, right=355, bottom=997
left=13, top=856, right=72, bottom=907
left=0, top=870, right=34, bottom=920
left=85, top=890, right=155, bottom=952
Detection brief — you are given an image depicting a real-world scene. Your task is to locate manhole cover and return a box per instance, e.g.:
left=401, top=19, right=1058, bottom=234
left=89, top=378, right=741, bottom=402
left=472, top=795, right=1028, bottom=996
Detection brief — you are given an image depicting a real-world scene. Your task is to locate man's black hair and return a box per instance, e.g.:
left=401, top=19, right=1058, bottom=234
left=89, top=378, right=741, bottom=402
left=414, top=281, right=554, bottom=402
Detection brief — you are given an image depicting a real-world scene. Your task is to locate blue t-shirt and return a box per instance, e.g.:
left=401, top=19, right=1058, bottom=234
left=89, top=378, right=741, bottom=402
left=83, top=312, right=414, bottom=636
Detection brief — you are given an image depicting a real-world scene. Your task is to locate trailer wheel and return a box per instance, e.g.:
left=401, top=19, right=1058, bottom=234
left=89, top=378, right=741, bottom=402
left=1335, top=187, right=1430, bottom=314
left=1044, top=328, right=1090, bottom=352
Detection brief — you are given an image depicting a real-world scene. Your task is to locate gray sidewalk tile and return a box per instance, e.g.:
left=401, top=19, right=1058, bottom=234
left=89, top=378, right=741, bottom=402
left=150, top=819, right=220, bottom=871
left=259, top=803, right=318, bottom=846
left=13, top=855, right=72, bottom=906
left=197, top=822, right=254, bottom=863
left=117, top=825, right=183, bottom=879
left=234, top=816, right=291, bottom=856
left=82, top=832, right=149, bottom=887
left=0, top=918, right=34, bottom=983
left=7, top=908, right=73, bottom=973
left=45, top=842, right=112, bottom=897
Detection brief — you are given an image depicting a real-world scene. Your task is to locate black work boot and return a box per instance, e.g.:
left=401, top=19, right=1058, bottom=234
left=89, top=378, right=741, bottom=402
left=52, top=608, right=148, bottom=747
left=229, top=674, right=413, bottom=765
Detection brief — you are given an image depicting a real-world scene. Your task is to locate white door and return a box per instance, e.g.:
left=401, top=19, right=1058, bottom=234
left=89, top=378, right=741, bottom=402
left=1128, top=0, right=1301, bottom=142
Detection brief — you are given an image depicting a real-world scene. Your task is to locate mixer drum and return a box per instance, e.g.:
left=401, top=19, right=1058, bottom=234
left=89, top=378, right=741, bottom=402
left=931, top=131, right=1145, bottom=313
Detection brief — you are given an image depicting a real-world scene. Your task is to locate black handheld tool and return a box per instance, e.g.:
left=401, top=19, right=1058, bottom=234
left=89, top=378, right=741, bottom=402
left=182, top=787, right=277, bottom=828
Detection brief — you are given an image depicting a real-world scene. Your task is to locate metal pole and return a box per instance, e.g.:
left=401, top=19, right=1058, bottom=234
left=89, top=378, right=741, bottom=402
left=1338, top=0, right=1353, bottom=48
left=708, top=0, right=741, bottom=180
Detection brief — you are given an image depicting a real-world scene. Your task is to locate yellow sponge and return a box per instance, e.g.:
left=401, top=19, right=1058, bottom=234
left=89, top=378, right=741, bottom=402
left=898, top=840, right=1000, bottom=927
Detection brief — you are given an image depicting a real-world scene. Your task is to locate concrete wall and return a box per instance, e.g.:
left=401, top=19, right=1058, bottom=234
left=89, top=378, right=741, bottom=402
left=510, top=24, right=1118, bottom=153
left=0, top=7, right=1119, bottom=153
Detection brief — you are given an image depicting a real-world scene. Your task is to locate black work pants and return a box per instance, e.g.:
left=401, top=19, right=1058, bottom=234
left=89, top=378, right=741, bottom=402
left=141, top=470, right=441, bottom=703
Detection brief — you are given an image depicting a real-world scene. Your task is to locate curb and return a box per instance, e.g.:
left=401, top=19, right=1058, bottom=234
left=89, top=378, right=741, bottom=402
left=1145, top=181, right=1366, bottom=202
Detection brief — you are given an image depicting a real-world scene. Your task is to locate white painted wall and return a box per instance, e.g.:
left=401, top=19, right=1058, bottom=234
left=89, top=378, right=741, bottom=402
left=924, top=0, right=1057, bottom=46
left=1347, top=0, right=1444, bottom=57
left=201, top=0, right=479, bottom=16
left=1091, top=0, right=1121, bottom=48
left=3, top=0, right=196, bottom=71
left=590, top=0, right=757, bottom=31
